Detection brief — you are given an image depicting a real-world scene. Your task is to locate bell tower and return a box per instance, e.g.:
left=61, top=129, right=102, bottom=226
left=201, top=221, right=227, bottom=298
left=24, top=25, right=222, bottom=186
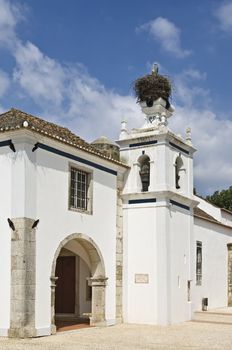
left=118, top=65, right=195, bottom=198
left=118, top=66, right=198, bottom=326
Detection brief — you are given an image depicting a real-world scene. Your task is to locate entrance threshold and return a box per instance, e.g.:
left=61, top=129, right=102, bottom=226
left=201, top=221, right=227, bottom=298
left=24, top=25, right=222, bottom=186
left=56, top=316, right=93, bottom=332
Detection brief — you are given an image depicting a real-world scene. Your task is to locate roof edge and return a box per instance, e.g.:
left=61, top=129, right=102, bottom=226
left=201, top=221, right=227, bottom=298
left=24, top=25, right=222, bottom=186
left=0, top=108, right=129, bottom=170
left=194, top=213, right=232, bottom=230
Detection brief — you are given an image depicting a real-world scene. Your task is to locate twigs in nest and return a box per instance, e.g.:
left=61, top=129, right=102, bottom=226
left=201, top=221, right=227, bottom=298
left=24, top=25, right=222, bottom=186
left=134, top=73, right=172, bottom=104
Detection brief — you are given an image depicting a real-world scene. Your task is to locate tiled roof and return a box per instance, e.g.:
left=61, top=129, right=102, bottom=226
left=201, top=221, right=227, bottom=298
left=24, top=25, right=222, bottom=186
left=0, top=108, right=128, bottom=168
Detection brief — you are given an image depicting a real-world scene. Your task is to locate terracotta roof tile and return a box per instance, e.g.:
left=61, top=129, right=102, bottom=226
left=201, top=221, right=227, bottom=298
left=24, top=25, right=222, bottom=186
left=0, top=108, right=128, bottom=168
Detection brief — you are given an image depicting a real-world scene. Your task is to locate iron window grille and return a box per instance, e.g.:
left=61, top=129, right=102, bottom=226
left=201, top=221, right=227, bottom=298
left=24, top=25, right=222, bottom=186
left=70, top=168, right=89, bottom=211
left=196, top=241, right=202, bottom=286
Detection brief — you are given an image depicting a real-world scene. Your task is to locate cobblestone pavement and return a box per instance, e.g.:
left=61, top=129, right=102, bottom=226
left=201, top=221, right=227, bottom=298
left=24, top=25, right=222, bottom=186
left=1, top=322, right=232, bottom=350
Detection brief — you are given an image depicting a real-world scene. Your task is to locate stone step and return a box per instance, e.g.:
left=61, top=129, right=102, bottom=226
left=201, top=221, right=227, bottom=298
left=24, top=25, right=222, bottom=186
left=193, top=311, right=232, bottom=325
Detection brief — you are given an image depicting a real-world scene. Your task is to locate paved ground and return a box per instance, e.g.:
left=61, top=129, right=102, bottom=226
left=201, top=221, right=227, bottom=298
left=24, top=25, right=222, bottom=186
left=1, top=322, right=232, bottom=350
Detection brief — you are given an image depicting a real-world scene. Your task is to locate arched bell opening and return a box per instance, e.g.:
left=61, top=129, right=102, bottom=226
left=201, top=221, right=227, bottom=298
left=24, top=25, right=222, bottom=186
left=50, top=233, right=107, bottom=333
left=138, top=154, right=150, bottom=192
left=175, top=154, right=184, bottom=190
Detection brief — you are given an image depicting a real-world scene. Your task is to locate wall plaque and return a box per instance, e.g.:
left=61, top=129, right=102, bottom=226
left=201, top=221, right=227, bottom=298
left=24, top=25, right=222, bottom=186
left=135, top=274, right=149, bottom=284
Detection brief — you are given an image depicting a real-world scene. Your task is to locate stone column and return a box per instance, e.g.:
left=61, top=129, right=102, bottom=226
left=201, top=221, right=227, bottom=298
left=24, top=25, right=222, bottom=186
left=50, top=276, right=58, bottom=334
left=8, top=218, right=36, bottom=338
left=88, top=277, right=108, bottom=326
left=116, top=178, right=123, bottom=323
left=228, top=244, right=232, bottom=306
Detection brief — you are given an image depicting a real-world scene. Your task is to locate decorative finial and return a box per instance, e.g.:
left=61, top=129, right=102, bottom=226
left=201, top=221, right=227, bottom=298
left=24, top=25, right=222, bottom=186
left=186, top=127, right=192, bottom=144
left=119, top=120, right=129, bottom=140
left=121, top=120, right=127, bottom=132
left=152, top=63, right=159, bottom=75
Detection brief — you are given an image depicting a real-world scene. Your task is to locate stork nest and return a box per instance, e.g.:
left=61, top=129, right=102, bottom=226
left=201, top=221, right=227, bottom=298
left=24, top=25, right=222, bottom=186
left=133, top=73, right=172, bottom=105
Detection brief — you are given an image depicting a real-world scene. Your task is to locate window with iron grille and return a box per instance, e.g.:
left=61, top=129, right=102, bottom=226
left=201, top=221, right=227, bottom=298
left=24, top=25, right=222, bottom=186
left=196, top=241, right=202, bottom=286
left=70, top=167, right=90, bottom=211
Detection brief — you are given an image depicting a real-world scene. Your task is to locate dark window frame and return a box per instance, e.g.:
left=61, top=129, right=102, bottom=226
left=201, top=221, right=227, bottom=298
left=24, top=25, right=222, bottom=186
left=69, top=166, right=92, bottom=214
left=196, top=241, right=202, bottom=286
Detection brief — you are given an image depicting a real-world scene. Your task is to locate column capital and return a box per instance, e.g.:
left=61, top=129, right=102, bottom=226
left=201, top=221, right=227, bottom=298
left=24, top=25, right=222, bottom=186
left=88, top=276, right=108, bottom=287
left=50, top=276, right=58, bottom=288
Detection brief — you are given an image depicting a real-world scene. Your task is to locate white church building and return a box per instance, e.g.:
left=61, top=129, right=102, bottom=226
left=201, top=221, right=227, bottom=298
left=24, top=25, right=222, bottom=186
left=0, top=69, right=232, bottom=338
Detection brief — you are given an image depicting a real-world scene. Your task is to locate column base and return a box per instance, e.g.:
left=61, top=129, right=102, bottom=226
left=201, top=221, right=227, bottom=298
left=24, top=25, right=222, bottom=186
left=116, top=316, right=123, bottom=324
left=51, top=324, right=57, bottom=335
left=8, top=326, right=36, bottom=338
left=89, top=318, right=107, bottom=327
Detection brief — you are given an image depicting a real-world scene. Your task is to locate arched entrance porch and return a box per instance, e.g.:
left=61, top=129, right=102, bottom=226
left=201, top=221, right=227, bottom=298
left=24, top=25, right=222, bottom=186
left=50, top=233, right=108, bottom=333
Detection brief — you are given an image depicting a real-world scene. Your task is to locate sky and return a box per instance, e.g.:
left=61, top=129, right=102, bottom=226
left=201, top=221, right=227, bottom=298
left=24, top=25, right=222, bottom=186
left=0, top=0, right=232, bottom=196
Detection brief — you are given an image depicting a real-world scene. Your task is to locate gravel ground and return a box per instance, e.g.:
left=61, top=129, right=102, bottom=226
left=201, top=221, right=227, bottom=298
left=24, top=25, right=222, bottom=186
left=0, top=322, right=232, bottom=350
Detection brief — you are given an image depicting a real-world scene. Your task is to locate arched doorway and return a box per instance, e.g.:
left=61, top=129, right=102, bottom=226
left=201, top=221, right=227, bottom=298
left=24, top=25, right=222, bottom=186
left=50, top=233, right=107, bottom=333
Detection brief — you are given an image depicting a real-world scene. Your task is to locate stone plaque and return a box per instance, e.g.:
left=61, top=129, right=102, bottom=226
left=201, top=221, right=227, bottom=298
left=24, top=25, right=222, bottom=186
left=135, top=274, right=149, bottom=284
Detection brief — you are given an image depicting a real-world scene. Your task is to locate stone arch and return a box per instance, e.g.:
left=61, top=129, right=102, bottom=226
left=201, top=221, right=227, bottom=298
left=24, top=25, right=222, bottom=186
left=50, top=233, right=107, bottom=333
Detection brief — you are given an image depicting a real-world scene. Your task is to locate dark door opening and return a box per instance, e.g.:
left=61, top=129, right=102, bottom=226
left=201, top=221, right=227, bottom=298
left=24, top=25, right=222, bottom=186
left=55, top=256, right=76, bottom=314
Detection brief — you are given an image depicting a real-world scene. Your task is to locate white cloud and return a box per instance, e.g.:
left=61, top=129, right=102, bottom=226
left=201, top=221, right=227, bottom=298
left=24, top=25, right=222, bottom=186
left=66, top=76, right=141, bottom=140
left=0, top=0, right=231, bottom=195
left=138, top=17, right=191, bottom=58
left=11, top=39, right=156, bottom=141
left=171, top=106, right=232, bottom=195
left=215, top=2, right=232, bottom=33
left=12, top=41, right=142, bottom=141
left=13, top=42, right=66, bottom=107
left=181, top=69, right=206, bottom=81
left=0, top=69, right=10, bottom=96
left=169, top=69, right=232, bottom=195
left=0, top=0, right=23, bottom=48
left=173, top=69, right=210, bottom=108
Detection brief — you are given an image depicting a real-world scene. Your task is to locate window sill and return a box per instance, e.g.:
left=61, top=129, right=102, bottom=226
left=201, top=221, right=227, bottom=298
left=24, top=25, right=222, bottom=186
left=68, top=207, right=93, bottom=216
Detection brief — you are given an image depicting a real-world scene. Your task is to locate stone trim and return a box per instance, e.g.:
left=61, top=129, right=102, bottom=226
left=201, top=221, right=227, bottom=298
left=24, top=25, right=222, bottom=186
left=88, top=277, right=108, bottom=326
left=50, top=276, right=58, bottom=334
left=228, top=244, right=232, bottom=306
left=50, top=233, right=107, bottom=332
left=8, top=218, right=36, bottom=338
left=116, top=177, right=123, bottom=323
left=88, top=277, right=108, bottom=287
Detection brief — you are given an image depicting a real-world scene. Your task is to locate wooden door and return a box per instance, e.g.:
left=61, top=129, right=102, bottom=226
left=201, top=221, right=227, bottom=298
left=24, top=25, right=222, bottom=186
left=55, top=256, right=76, bottom=313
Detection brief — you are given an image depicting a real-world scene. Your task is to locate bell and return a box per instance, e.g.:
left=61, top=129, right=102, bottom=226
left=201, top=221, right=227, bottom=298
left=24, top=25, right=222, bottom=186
left=140, top=163, right=150, bottom=192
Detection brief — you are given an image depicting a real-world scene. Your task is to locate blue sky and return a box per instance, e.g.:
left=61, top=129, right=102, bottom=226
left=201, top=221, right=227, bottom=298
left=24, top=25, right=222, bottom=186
left=0, top=0, right=232, bottom=195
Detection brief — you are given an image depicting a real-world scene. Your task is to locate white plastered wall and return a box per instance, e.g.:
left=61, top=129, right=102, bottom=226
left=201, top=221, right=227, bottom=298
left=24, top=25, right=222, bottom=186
left=168, top=205, right=192, bottom=323
left=0, top=136, right=37, bottom=335
left=192, top=218, right=232, bottom=311
left=0, top=147, right=12, bottom=335
left=123, top=204, right=157, bottom=324
left=221, top=211, right=232, bottom=227
left=31, top=140, right=118, bottom=334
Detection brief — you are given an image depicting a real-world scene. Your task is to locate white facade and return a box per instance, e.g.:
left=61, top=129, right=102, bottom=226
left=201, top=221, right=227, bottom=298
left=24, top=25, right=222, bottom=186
left=0, top=99, right=232, bottom=338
